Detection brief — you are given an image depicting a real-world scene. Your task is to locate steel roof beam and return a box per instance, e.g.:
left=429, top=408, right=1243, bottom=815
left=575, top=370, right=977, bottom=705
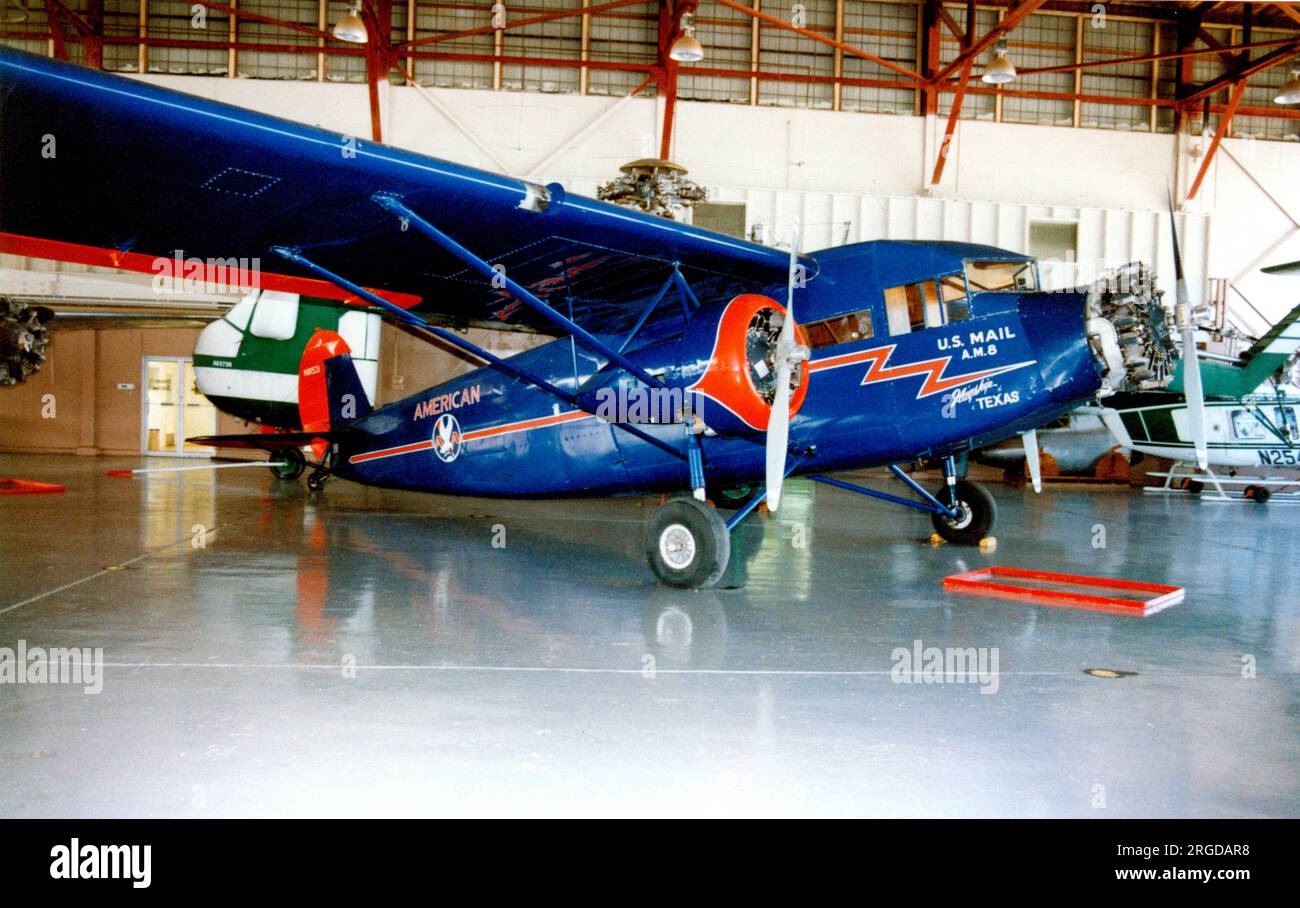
left=712, top=0, right=925, bottom=82
left=396, top=0, right=654, bottom=52
left=1186, top=79, right=1246, bottom=202
left=932, top=0, right=1048, bottom=84
left=1181, top=40, right=1300, bottom=102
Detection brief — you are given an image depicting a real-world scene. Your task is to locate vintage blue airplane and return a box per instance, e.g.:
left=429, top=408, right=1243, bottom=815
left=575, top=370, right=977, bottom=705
left=0, top=48, right=1157, bottom=587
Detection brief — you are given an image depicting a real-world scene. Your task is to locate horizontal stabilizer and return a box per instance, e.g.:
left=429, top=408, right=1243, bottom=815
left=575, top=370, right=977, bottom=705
left=186, top=431, right=350, bottom=451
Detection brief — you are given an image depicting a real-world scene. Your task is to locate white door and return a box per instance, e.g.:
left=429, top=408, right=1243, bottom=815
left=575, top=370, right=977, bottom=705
left=141, top=357, right=216, bottom=456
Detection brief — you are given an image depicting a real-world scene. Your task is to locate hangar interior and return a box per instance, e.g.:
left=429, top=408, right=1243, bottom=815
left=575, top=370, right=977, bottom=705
left=1, top=1, right=1298, bottom=818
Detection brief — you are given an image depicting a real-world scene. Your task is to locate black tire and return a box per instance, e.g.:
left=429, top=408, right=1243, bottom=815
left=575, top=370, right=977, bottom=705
left=306, top=471, right=328, bottom=492
left=645, top=497, right=731, bottom=589
left=270, top=451, right=306, bottom=481
left=1245, top=485, right=1271, bottom=504
left=930, top=479, right=996, bottom=545
left=1182, top=478, right=1204, bottom=495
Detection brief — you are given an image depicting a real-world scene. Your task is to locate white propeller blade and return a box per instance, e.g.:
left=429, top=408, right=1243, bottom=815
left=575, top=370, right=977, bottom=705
left=1022, top=428, right=1042, bottom=493
left=1181, top=322, right=1208, bottom=470
left=766, top=360, right=792, bottom=511
left=1167, top=195, right=1209, bottom=472
left=765, top=219, right=802, bottom=512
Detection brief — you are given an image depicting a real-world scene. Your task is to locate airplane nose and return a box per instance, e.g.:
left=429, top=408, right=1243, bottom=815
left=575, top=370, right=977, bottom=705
left=1016, top=290, right=1104, bottom=406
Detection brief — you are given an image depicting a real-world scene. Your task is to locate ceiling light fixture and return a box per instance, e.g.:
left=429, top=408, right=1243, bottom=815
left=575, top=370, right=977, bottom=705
left=332, top=5, right=368, bottom=44
left=981, top=37, right=1017, bottom=85
left=1275, top=69, right=1300, bottom=105
left=3, top=0, right=30, bottom=24
left=669, top=12, right=704, bottom=63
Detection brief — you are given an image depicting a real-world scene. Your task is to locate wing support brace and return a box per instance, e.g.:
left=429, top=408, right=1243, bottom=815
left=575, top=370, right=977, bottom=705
left=810, top=468, right=960, bottom=519
left=371, top=193, right=665, bottom=390
left=617, top=267, right=700, bottom=355
left=724, top=458, right=802, bottom=531
left=269, top=245, right=686, bottom=463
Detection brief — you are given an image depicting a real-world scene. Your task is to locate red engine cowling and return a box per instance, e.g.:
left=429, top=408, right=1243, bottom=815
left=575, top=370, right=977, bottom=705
left=683, top=293, right=809, bottom=437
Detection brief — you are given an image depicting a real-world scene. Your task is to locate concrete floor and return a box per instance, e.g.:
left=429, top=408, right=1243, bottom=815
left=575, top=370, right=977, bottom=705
left=0, top=452, right=1296, bottom=818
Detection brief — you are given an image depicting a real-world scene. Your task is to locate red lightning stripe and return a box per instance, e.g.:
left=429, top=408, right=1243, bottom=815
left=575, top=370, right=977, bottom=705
left=809, top=344, right=1036, bottom=399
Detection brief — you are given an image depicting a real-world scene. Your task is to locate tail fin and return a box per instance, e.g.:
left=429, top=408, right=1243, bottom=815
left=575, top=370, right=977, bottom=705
left=325, top=353, right=373, bottom=425
left=299, top=329, right=373, bottom=448
left=1170, top=300, right=1300, bottom=397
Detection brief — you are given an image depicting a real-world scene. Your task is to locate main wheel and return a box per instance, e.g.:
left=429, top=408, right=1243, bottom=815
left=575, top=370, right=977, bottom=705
left=270, top=450, right=306, bottom=481
left=930, top=479, right=996, bottom=545
left=645, top=497, right=731, bottom=589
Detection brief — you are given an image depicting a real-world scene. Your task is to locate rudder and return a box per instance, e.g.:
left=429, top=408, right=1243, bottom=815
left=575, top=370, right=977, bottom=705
left=298, top=329, right=373, bottom=435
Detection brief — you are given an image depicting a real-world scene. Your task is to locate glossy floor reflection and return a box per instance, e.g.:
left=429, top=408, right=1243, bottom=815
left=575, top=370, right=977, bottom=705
left=1, top=454, right=1296, bottom=817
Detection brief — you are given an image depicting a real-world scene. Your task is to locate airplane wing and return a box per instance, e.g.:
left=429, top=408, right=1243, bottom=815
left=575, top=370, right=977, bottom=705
left=0, top=48, right=805, bottom=336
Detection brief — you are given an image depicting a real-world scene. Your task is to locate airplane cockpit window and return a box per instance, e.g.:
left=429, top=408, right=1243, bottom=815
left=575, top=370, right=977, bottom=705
left=804, top=309, right=874, bottom=349
left=939, top=273, right=969, bottom=321
left=965, top=260, right=1038, bottom=293
left=883, top=281, right=943, bottom=335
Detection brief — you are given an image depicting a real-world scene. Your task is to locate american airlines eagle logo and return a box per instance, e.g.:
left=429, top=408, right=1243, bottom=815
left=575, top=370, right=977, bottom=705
left=433, top=413, right=462, bottom=463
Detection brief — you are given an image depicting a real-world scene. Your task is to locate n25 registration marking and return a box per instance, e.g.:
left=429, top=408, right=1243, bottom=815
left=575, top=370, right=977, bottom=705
left=1257, top=448, right=1298, bottom=466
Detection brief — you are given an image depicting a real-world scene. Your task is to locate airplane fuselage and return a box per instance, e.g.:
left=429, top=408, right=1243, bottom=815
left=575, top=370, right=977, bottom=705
left=327, top=244, right=1106, bottom=497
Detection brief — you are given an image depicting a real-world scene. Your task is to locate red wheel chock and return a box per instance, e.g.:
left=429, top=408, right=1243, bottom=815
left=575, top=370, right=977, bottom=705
left=944, top=566, right=1184, bottom=616
left=0, top=477, right=66, bottom=495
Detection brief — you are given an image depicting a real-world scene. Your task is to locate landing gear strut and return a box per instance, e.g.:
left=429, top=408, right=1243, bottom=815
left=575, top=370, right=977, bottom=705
left=811, top=455, right=996, bottom=546
left=305, top=445, right=338, bottom=492
left=646, top=452, right=996, bottom=588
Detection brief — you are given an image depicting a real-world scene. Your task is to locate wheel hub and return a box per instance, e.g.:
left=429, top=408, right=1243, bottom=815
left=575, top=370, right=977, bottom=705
left=942, top=502, right=974, bottom=530
left=658, top=523, right=697, bottom=570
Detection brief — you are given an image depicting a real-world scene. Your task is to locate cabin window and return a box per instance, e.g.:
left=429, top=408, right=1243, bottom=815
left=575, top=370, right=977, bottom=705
left=883, top=281, right=943, bottom=335
left=965, top=260, right=1038, bottom=293
left=1231, top=408, right=1298, bottom=441
left=1282, top=408, right=1300, bottom=439
left=804, top=308, right=874, bottom=349
left=1231, top=410, right=1266, bottom=440
left=939, top=273, right=970, bottom=321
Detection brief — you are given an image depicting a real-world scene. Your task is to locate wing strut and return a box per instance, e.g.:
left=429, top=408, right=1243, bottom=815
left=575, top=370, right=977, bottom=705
left=269, top=245, right=687, bottom=463
left=371, top=193, right=666, bottom=390
left=616, top=265, right=699, bottom=354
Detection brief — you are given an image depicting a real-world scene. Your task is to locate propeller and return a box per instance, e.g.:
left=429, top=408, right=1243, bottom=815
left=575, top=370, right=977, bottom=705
left=1168, top=193, right=1208, bottom=471
left=1021, top=428, right=1042, bottom=493
left=765, top=219, right=809, bottom=512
